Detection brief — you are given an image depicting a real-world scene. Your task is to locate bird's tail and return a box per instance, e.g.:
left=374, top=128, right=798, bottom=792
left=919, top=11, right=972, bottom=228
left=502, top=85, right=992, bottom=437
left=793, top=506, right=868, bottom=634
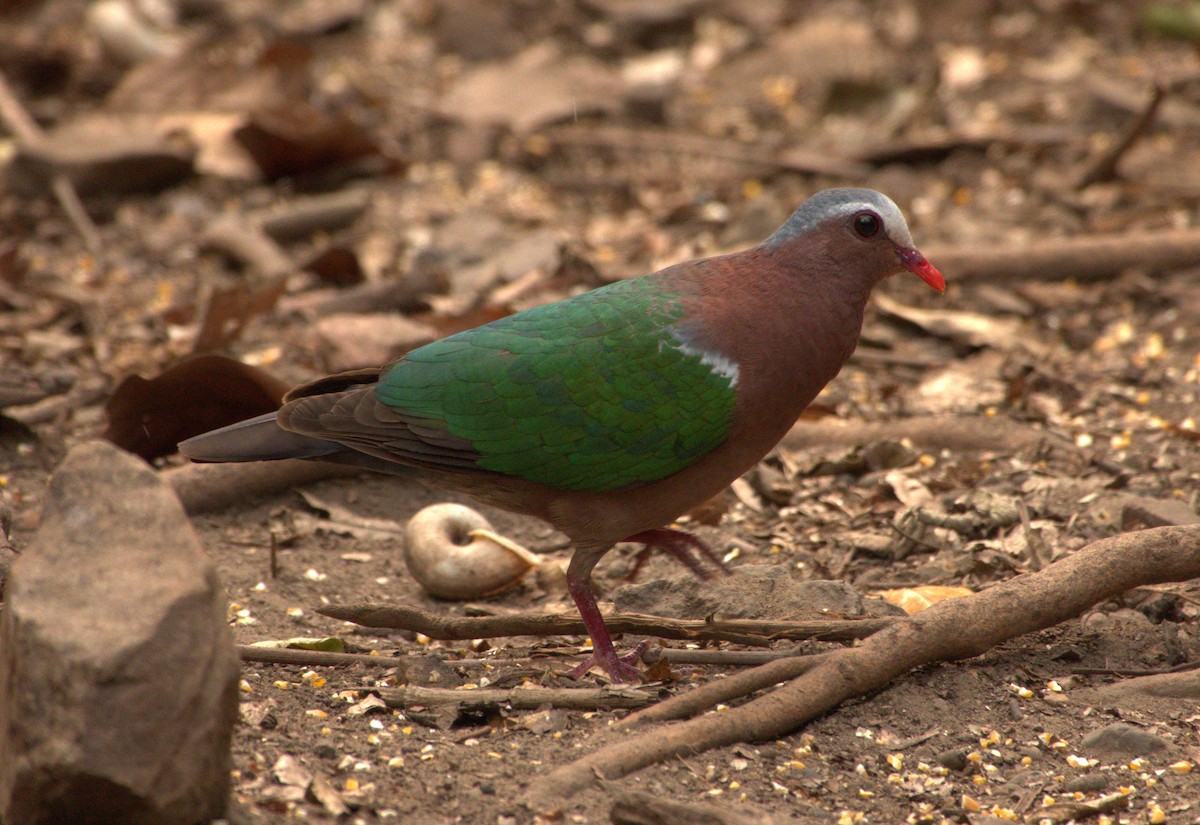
left=178, top=413, right=344, bottom=463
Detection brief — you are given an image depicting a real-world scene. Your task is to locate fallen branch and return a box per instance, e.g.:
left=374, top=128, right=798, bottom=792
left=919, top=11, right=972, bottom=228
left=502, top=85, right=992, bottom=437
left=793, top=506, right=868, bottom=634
left=0, top=70, right=100, bottom=253
left=1076, top=82, right=1166, bottom=189
left=317, top=602, right=893, bottom=647
left=165, top=460, right=360, bottom=515
left=1085, top=667, right=1200, bottom=702
left=541, top=124, right=870, bottom=180
left=253, top=188, right=371, bottom=243
left=784, top=414, right=1070, bottom=454
left=923, top=227, right=1200, bottom=283
left=643, top=646, right=811, bottom=667
left=618, top=653, right=829, bottom=730
left=237, top=644, right=409, bottom=670
left=379, top=684, right=655, bottom=712
left=523, top=524, right=1200, bottom=808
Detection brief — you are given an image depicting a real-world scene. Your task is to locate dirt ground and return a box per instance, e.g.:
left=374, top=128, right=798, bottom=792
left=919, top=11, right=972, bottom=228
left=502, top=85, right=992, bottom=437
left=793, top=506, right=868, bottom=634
left=3, top=1, right=1200, bottom=823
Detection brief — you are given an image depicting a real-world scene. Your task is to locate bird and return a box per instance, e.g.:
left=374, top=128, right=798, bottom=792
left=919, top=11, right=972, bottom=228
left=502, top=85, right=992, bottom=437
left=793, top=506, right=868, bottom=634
left=179, top=188, right=944, bottom=682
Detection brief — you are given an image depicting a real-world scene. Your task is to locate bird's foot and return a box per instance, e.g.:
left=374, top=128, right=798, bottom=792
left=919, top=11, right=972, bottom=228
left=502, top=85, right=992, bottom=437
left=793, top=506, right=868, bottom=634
left=566, top=639, right=649, bottom=683
left=623, top=527, right=730, bottom=582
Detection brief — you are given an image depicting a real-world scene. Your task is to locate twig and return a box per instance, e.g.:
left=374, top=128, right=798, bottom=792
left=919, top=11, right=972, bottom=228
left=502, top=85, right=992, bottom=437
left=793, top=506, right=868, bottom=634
left=254, top=188, right=372, bottom=242
left=853, top=126, right=1073, bottom=165
left=616, top=653, right=830, bottom=730
left=541, top=124, right=870, bottom=180
left=642, top=646, right=810, bottom=666
left=0, top=70, right=100, bottom=253
left=523, top=524, right=1200, bottom=807
left=1070, top=661, right=1200, bottom=677
left=238, top=644, right=409, bottom=669
left=378, top=684, right=655, bottom=712
left=164, top=459, right=360, bottom=515
left=784, top=414, right=1073, bottom=456
left=317, top=602, right=893, bottom=646
left=923, top=227, right=1200, bottom=283
left=1036, top=791, right=1131, bottom=823
left=1083, top=666, right=1200, bottom=701
left=1076, top=82, right=1167, bottom=189
left=201, top=216, right=293, bottom=280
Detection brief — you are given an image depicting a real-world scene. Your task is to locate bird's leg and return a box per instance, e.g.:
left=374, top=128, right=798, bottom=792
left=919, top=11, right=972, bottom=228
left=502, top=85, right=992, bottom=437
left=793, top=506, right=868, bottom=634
left=564, top=548, right=644, bottom=683
left=622, top=527, right=730, bottom=582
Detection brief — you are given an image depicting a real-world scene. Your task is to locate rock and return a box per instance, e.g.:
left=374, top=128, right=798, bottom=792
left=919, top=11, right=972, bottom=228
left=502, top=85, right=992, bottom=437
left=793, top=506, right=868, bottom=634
left=1079, top=722, right=1169, bottom=759
left=935, top=747, right=969, bottom=771
left=1120, top=495, right=1200, bottom=530
left=313, top=312, right=437, bottom=372
left=1063, top=773, right=1109, bottom=793
left=615, top=566, right=904, bottom=620
left=0, top=441, right=240, bottom=824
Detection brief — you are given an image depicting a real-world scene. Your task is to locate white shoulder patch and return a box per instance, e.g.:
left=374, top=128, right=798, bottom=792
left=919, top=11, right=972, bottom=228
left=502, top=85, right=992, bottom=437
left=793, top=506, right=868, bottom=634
left=665, top=329, right=740, bottom=387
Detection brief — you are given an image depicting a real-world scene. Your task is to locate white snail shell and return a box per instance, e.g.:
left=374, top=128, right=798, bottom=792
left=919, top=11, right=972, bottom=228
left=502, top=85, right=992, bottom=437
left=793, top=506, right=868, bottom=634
left=404, top=503, right=539, bottom=599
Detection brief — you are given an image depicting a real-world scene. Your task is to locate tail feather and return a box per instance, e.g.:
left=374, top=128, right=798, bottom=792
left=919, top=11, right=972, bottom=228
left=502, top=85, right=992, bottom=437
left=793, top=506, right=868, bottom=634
left=178, top=413, right=343, bottom=463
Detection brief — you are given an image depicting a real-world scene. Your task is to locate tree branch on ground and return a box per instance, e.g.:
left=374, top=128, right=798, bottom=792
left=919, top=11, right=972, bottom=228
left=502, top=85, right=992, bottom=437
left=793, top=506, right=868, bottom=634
left=379, top=684, right=656, bottom=712
left=316, top=601, right=893, bottom=646
left=521, top=525, right=1200, bottom=810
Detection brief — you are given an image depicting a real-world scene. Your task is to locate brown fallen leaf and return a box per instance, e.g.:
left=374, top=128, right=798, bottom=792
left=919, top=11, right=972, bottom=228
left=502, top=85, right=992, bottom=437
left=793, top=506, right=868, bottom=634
left=193, top=276, right=288, bottom=353
left=874, top=586, right=975, bottom=615
left=873, top=292, right=1029, bottom=351
left=105, top=355, right=290, bottom=460
left=234, top=102, right=400, bottom=181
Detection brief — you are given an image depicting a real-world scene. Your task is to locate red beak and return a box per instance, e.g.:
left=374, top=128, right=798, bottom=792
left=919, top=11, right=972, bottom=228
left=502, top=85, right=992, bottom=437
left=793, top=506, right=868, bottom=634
left=896, top=246, right=945, bottom=293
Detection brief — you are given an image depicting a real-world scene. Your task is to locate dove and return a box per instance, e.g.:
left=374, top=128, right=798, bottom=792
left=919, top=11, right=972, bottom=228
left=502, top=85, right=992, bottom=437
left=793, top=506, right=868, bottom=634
left=180, top=188, right=944, bottom=681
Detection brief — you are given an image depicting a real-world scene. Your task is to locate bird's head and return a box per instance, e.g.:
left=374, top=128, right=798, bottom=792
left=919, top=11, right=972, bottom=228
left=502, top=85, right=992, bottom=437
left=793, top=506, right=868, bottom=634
left=766, top=188, right=945, bottom=293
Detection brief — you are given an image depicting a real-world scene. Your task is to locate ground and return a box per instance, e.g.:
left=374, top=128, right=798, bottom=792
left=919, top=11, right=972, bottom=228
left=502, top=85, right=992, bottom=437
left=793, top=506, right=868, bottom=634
left=2, top=0, right=1200, bottom=823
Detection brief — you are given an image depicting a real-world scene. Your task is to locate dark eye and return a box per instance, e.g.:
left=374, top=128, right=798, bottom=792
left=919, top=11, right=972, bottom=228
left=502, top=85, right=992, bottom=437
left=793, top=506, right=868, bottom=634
left=853, top=211, right=881, bottom=238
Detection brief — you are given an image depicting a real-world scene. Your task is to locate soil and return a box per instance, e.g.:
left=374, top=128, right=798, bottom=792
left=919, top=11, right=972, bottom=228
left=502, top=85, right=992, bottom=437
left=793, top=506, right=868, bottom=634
left=3, top=1, right=1200, bottom=823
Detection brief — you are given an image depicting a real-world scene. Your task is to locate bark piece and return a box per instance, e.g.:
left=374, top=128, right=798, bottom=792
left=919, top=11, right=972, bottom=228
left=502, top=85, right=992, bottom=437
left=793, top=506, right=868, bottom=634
left=0, top=441, right=240, bottom=825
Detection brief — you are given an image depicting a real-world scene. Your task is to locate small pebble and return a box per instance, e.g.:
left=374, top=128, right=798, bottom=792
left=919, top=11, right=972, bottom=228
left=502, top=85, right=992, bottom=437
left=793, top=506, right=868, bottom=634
left=1063, top=773, right=1109, bottom=793
left=935, top=748, right=969, bottom=772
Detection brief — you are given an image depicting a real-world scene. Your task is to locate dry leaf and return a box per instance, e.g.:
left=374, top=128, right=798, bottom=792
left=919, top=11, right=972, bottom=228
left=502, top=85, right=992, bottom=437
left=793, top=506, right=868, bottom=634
left=105, top=355, right=289, bottom=460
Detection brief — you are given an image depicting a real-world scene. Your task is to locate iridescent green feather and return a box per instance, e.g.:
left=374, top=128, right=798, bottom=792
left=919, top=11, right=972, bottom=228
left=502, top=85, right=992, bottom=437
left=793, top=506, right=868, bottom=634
left=375, top=275, right=736, bottom=492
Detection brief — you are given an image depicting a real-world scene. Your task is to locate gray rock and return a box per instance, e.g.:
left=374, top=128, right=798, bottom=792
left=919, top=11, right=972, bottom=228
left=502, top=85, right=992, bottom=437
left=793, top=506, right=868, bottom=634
left=1120, top=495, right=1200, bottom=530
left=1063, top=773, right=1109, bottom=793
left=1079, top=722, right=1169, bottom=759
left=0, top=441, right=240, bottom=824
left=614, top=565, right=903, bottom=620
left=934, top=747, right=969, bottom=771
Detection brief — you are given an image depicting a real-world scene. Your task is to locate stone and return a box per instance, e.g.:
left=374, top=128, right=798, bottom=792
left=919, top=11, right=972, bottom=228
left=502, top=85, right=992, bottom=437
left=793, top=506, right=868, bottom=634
left=1079, top=722, right=1170, bottom=760
left=1120, top=495, right=1200, bottom=530
left=0, top=441, right=240, bottom=824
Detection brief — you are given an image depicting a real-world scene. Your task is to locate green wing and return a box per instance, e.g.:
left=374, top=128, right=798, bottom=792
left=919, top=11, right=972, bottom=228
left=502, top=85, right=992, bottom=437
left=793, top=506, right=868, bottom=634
left=375, top=276, right=736, bottom=492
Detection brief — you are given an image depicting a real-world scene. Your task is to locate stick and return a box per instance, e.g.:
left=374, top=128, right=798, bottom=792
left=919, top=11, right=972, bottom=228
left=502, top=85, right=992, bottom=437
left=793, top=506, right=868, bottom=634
left=238, top=644, right=409, bottom=669
left=523, top=524, right=1200, bottom=807
left=379, top=684, right=655, bottom=712
left=616, top=653, right=830, bottom=729
left=317, top=602, right=893, bottom=646
left=643, top=646, right=812, bottom=666
left=1076, top=82, right=1166, bottom=188
left=923, top=227, right=1200, bottom=283
left=541, top=124, right=871, bottom=179
left=0, top=71, right=101, bottom=253
left=254, top=188, right=371, bottom=242
left=784, top=414, right=1072, bottom=455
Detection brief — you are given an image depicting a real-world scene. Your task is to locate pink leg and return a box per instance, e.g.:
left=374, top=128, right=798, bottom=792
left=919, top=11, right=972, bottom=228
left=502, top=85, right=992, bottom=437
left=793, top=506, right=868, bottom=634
left=565, top=574, right=644, bottom=682
left=623, top=527, right=730, bottom=582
